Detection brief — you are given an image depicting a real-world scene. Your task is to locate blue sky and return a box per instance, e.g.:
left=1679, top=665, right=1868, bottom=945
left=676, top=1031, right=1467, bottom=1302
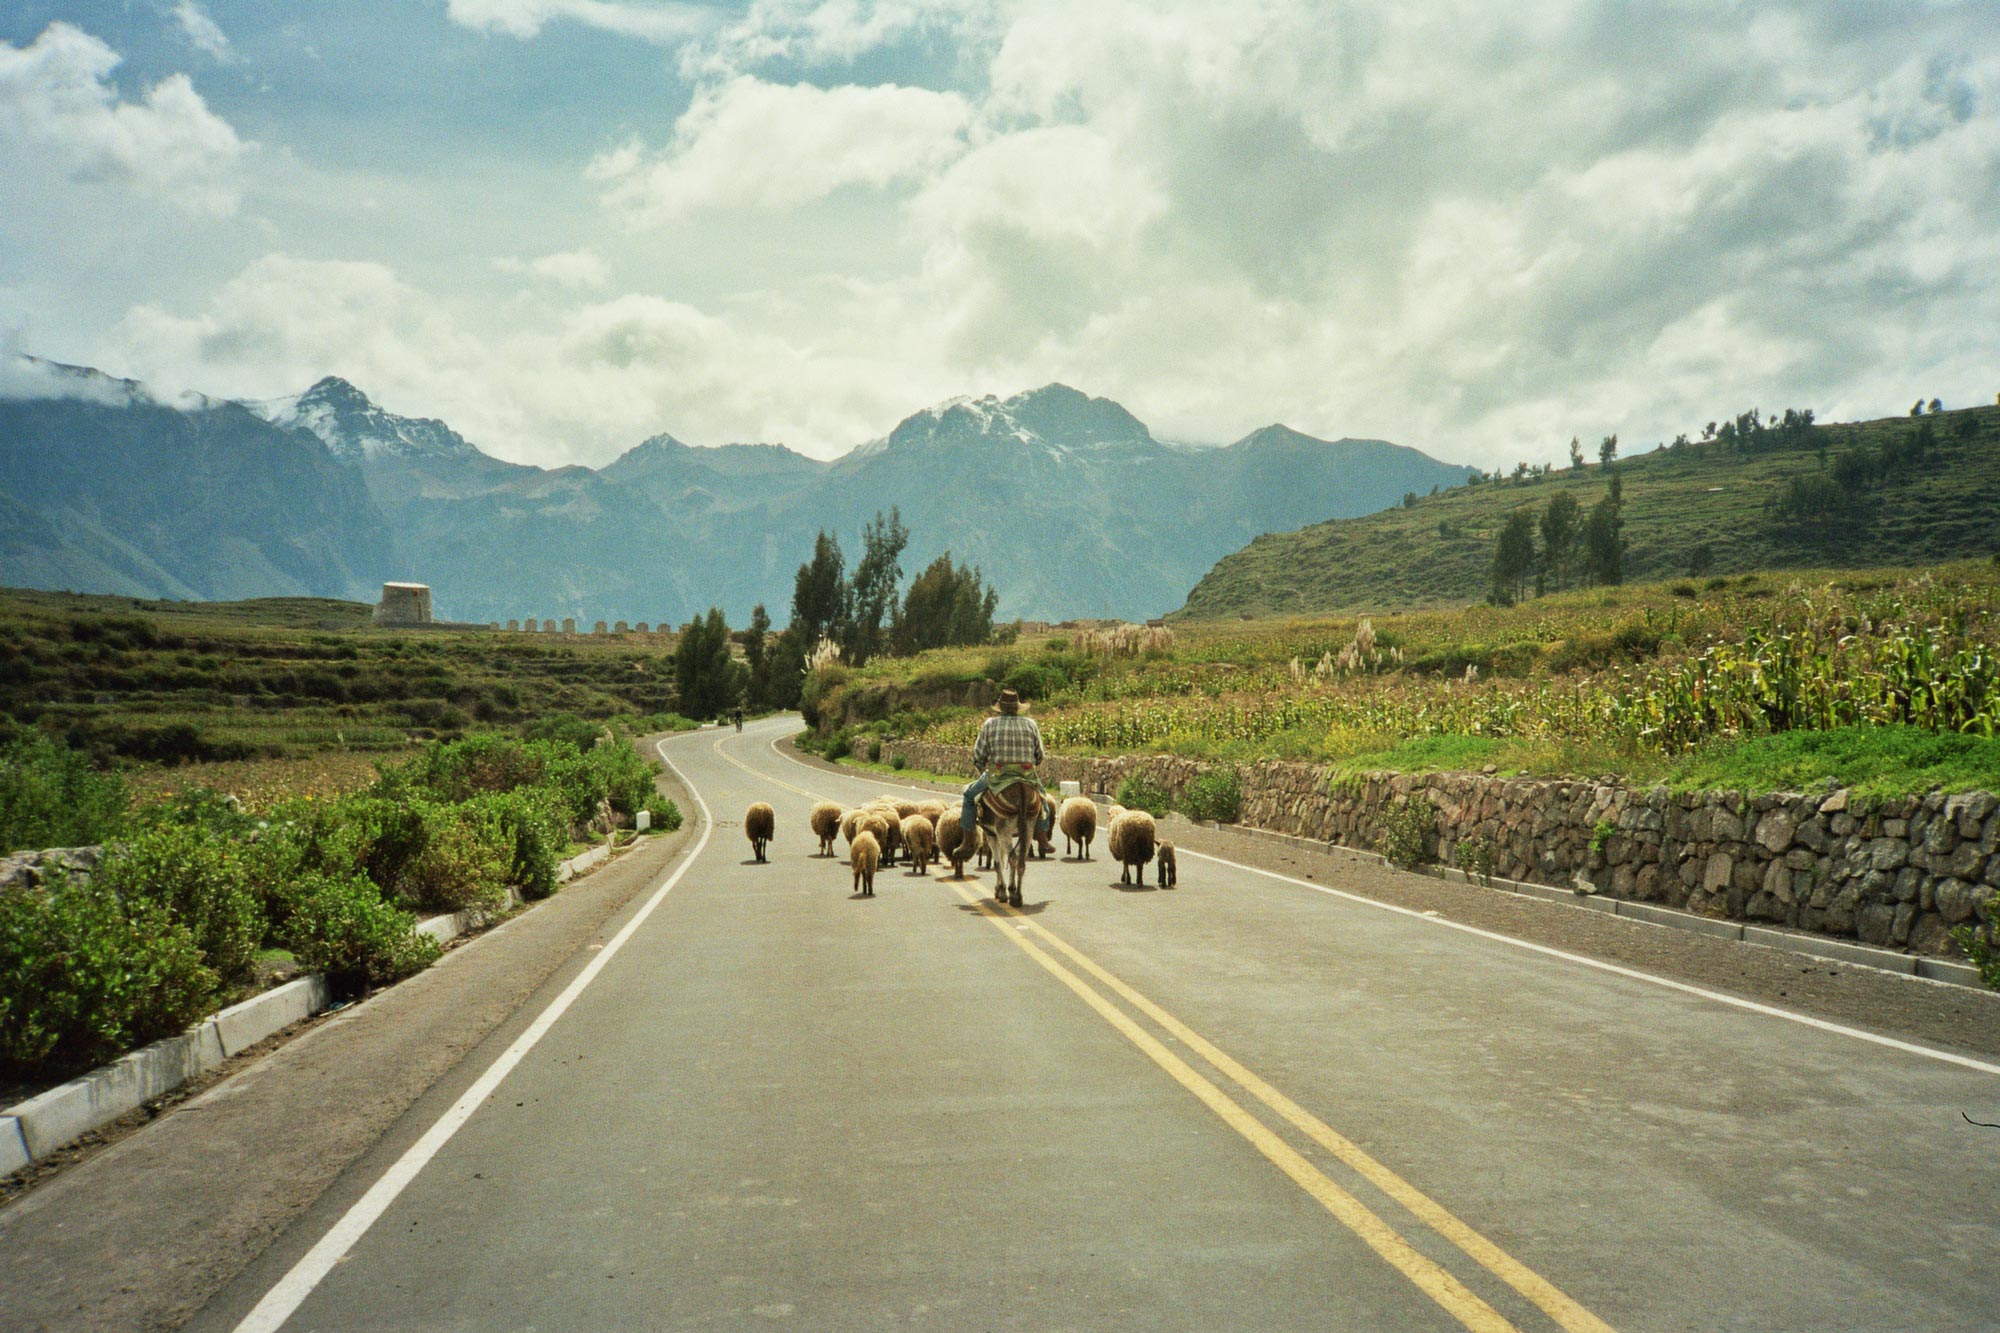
left=4, top=2, right=1998, bottom=468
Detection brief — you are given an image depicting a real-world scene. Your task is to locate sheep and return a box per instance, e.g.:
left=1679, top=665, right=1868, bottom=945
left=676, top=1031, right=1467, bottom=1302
left=1107, top=804, right=1128, bottom=824
left=867, top=802, right=903, bottom=863
left=974, top=824, right=993, bottom=870
left=850, top=830, right=880, bottom=896
left=809, top=801, right=843, bottom=857
left=1108, top=810, right=1158, bottom=886
left=1059, top=797, right=1098, bottom=859
left=841, top=808, right=865, bottom=846
left=744, top=802, right=775, bottom=862
left=900, top=813, right=935, bottom=874
left=893, top=799, right=921, bottom=821
left=916, top=799, right=946, bottom=822
left=1156, top=840, right=1177, bottom=889
left=935, top=811, right=967, bottom=877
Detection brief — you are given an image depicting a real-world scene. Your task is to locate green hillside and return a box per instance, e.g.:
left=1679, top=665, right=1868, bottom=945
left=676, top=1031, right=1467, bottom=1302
left=1175, top=403, right=2000, bottom=619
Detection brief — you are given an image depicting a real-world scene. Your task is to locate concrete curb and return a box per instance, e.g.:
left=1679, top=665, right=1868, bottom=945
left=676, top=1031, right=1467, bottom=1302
left=1165, top=812, right=1986, bottom=990
left=0, top=837, right=626, bottom=1176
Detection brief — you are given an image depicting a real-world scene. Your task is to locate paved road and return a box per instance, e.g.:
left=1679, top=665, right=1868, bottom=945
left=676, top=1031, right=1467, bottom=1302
left=193, top=717, right=2000, bottom=1332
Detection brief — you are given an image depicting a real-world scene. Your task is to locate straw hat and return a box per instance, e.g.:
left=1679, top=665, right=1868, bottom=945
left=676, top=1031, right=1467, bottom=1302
left=990, top=687, right=1029, bottom=715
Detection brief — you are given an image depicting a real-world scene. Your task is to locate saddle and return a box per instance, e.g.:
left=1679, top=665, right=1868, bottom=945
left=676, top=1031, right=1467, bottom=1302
left=980, top=783, right=1042, bottom=823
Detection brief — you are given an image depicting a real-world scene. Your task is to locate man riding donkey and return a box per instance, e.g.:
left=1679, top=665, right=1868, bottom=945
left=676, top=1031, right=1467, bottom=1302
left=961, top=688, right=1057, bottom=869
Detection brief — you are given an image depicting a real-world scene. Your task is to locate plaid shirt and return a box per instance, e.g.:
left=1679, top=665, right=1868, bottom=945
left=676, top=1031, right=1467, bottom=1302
left=974, top=712, right=1045, bottom=771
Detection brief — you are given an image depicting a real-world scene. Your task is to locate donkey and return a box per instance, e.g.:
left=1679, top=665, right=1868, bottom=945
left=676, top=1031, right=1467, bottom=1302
left=978, top=783, right=1044, bottom=907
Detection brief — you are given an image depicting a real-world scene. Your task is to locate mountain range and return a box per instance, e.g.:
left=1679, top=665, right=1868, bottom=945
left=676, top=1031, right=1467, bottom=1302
left=0, top=359, right=1475, bottom=624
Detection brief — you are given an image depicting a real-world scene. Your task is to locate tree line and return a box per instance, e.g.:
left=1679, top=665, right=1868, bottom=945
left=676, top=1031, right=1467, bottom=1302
left=1489, top=474, right=1626, bottom=606
left=671, top=507, right=1001, bottom=718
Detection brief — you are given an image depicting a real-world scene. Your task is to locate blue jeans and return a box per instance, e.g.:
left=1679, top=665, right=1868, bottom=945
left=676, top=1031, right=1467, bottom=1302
left=962, top=772, right=988, bottom=830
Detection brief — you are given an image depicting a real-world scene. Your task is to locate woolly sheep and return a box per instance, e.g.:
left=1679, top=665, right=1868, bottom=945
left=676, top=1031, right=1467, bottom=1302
left=809, top=801, right=843, bottom=856
left=1058, top=797, right=1097, bottom=859
left=1108, top=810, right=1158, bottom=886
left=841, top=809, right=865, bottom=846
left=900, top=813, right=936, bottom=874
left=1107, top=804, right=1128, bottom=824
left=916, top=799, right=946, bottom=822
left=851, top=830, right=880, bottom=896
left=935, top=811, right=967, bottom=877
left=893, top=799, right=921, bottom=821
left=867, top=802, right=904, bottom=863
left=1156, top=840, right=1177, bottom=889
left=744, top=802, right=775, bottom=863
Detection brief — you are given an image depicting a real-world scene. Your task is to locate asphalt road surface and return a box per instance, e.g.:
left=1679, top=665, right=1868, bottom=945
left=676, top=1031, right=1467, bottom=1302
left=190, top=717, right=2000, bottom=1332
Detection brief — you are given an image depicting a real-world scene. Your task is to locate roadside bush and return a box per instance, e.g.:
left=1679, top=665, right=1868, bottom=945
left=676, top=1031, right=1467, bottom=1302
left=1181, top=768, right=1242, bottom=823
left=644, top=796, right=683, bottom=833
left=520, top=712, right=603, bottom=753
left=0, top=733, right=128, bottom=854
left=1453, top=835, right=1497, bottom=884
left=1116, top=774, right=1172, bottom=818
left=581, top=740, right=659, bottom=821
left=463, top=789, right=566, bottom=900
left=267, top=871, right=438, bottom=993
left=396, top=800, right=512, bottom=915
left=94, top=822, right=264, bottom=987
left=1377, top=795, right=1437, bottom=869
left=823, top=733, right=851, bottom=761
left=0, top=877, right=218, bottom=1078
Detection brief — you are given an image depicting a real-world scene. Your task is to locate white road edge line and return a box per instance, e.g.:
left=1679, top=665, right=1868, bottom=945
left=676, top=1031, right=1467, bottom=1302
left=763, top=731, right=2000, bottom=1077
left=230, top=736, right=714, bottom=1333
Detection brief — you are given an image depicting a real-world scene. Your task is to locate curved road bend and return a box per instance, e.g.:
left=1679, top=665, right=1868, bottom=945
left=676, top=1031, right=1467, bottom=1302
left=193, top=716, right=2000, bottom=1332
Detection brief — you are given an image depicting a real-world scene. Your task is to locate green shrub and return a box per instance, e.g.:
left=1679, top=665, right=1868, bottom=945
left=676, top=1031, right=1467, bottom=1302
left=1453, top=835, right=1496, bottom=884
left=644, top=796, right=683, bottom=832
left=95, top=823, right=265, bottom=986
left=398, top=800, right=512, bottom=915
left=1950, top=922, right=2000, bottom=991
left=1377, top=795, right=1437, bottom=869
left=823, top=734, right=851, bottom=761
left=1116, top=773, right=1171, bottom=818
left=0, top=733, right=128, bottom=854
left=867, top=738, right=884, bottom=762
left=1589, top=817, right=1618, bottom=854
left=267, top=871, right=438, bottom=993
left=1181, top=768, right=1242, bottom=822
left=462, top=789, right=566, bottom=900
left=890, top=753, right=907, bottom=770
left=520, top=712, right=604, bottom=753
left=0, top=876, right=218, bottom=1078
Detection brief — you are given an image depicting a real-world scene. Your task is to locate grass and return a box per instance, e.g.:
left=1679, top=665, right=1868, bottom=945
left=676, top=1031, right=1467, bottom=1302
left=1667, top=727, right=2000, bottom=800
left=1175, top=402, right=2000, bottom=619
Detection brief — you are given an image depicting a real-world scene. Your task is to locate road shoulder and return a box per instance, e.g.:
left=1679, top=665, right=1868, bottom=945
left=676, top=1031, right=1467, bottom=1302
left=0, top=754, right=700, bottom=1333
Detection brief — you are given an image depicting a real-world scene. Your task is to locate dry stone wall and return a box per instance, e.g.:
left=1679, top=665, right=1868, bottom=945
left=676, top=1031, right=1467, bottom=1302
left=885, top=741, right=1999, bottom=958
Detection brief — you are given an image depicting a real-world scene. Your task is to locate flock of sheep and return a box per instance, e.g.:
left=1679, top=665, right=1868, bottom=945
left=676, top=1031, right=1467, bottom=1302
left=740, top=794, right=1177, bottom=898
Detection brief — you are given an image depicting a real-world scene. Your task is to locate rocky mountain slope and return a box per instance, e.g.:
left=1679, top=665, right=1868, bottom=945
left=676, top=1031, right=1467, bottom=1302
left=1, top=360, right=1473, bottom=624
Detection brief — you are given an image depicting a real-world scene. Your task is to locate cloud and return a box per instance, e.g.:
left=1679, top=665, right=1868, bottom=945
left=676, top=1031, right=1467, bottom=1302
left=496, top=248, right=612, bottom=289
left=589, top=74, right=970, bottom=223
left=107, top=254, right=943, bottom=465
left=445, top=0, right=708, bottom=43
left=0, top=22, right=247, bottom=214
left=170, top=2, right=233, bottom=62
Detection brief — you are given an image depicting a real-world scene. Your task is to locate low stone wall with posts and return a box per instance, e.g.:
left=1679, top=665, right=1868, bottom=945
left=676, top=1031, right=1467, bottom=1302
left=884, top=741, right=1999, bottom=957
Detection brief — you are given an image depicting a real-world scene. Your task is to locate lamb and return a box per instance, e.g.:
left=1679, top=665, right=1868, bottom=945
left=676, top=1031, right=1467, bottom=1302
left=850, top=830, right=880, bottom=896
left=809, top=801, right=843, bottom=856
left=900, top=813, right=936, bottom=874
left=1156, top=840, right=1177, bottom=889
left=1108, top=810, right=1158, bottom=886
left=1058, top=797, right=1098, bottom=859
left=744, top=802, right=775, bottom=863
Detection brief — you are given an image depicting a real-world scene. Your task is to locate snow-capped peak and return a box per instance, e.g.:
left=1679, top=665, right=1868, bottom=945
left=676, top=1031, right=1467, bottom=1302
left=254, top=376, right=482, bottom=464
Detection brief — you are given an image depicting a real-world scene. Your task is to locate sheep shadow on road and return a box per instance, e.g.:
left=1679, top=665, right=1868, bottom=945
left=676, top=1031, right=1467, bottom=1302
left=955, top=898, right=1050, bottom=916
left=1111, top=880, right=1160, bottom=893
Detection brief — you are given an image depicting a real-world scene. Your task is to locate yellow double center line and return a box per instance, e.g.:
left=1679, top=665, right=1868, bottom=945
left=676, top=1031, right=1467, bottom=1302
left=709, top=729, right=1616, bottom=1333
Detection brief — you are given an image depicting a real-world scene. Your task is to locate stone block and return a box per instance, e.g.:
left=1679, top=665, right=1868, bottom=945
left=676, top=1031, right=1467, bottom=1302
left=1857, top=902, right=1896, bottom=946
left=213, top=975, right=331, bottom=1058
left=1936, top=879, right=1981, bottom=924
left=1882, top=818, right=1909, bottom=839
left=1755, top=810, right=1797, bottom=854
left=1703, top=852, right=1733, bottom=892
left=1784, top=848, right=1816, bottom=870
left=1947, top=843, right=1988, bottom=881
left=1743, top=925, right=1917, bottom=975
left=635, top=809, right=651, bottom=832
left=1892, top=901, right=1917, bottom=945
left=1763, top=860, right=1793, bottom=904
left=1869, top=839, right=1910, bottom=872
left=0, top=1117, right=27, bottom=1176
left=561, top=618, right=577, bottom=634
left=1916, top=956, right=1983, bottom=987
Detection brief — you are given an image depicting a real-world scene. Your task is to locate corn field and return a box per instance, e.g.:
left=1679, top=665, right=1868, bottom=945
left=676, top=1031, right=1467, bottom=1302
left=915, top=571, right=2000, bottom=758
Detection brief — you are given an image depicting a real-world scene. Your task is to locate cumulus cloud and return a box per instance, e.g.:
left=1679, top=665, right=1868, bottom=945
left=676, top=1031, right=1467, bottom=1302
left=496, top=248, right=613, bottom=289
left=445, top=0, right=708, bottom=43
left=0, top=22, right=247, bottom=214
left=589, top=74, right=971, bottom=222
